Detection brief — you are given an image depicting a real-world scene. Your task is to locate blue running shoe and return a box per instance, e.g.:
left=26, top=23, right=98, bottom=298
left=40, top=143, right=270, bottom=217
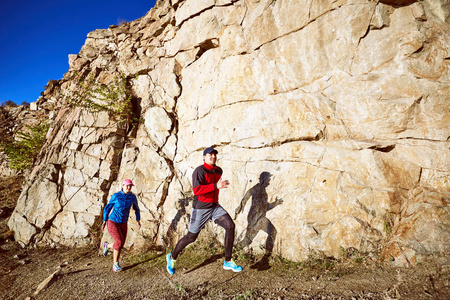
left=166, top=253, right=176, bottom=275
left=103, top=241, right=108, bottom=256
left=223, top=259, right=243, bottom=272
left=112, top=262, right=122, bottom=272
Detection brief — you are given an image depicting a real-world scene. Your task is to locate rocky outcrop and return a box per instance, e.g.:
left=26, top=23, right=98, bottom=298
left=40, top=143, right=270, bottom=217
left=8, top=0, right=450, bottom=266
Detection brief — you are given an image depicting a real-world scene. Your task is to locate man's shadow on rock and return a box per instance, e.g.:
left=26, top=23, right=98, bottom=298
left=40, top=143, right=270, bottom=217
left=235, top=172, right=283, bottom=271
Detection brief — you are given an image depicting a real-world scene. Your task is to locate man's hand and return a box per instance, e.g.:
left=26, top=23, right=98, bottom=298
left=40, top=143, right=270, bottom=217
left=217, top=178, right=230, bottom=189
left=137, top=221, right=141, bottom=230
left=101, top=221, right=106, bottom=231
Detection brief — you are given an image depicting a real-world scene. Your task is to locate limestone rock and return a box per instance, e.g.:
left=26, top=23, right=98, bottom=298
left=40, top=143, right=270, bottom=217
left=6, top=0, right=450, bottom=266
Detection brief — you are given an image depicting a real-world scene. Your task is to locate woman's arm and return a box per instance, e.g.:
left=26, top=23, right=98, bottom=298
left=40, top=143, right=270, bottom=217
left=102, top=194, right=117, bottom=222
left=132, top=195, right=141, bottom=222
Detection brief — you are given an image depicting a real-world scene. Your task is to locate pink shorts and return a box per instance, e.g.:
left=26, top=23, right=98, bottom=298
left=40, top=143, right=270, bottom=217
left=107, top=220, right=128, bottom=251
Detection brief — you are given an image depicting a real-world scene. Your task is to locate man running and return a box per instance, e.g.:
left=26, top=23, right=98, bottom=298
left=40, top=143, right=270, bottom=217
left=166, top=147, right=243, bottom=274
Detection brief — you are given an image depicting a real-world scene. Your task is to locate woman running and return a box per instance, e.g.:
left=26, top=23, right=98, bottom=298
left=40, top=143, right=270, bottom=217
left=102, top=179, right=141, bottom=272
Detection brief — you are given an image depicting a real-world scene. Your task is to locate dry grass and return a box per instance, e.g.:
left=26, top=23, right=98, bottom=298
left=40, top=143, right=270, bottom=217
left=0, top=175, right=24, bottom=242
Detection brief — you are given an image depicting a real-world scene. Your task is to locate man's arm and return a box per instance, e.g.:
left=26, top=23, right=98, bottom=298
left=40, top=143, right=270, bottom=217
left=192, top=167, right=216, bottom=195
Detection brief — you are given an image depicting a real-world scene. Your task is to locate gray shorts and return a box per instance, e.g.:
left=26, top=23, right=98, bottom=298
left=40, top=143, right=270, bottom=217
left=188, top=205, right=228, bottom=233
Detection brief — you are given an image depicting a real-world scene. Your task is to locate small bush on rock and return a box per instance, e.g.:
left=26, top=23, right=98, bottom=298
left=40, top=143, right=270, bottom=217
left=2, top=122, right=50, bottom=171
left=69, top=72, right=138, bottom=125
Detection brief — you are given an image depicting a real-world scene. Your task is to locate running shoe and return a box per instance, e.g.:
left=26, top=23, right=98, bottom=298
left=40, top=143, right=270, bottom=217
left=166, top=253, right=176, bottom=275
left=103, top=241, right=108, bottom=256
left=223, top=259, right=243, bottom=272
left=112, top=262, right=122, bottom=272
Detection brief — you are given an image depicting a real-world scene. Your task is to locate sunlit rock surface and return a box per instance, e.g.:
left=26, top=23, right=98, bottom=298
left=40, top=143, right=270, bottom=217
left=8, top=0, right=450, bottom=266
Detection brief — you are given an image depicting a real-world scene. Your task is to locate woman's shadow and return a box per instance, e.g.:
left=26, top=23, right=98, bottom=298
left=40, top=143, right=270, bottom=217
left=235, top=172, right=283, bottom=270
left=165, top=194, right=192, bottom=247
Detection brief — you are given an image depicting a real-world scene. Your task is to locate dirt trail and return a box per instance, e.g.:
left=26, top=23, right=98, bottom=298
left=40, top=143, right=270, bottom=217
left=0, top=241, right=449, bottom=300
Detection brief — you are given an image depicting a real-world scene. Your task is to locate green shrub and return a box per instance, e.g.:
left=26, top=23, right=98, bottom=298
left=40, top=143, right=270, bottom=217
left=69, top=72, right=138, bottom=125
left=383, top=210, right=393, bottom=236
left=2, top=122, right=50, bottom=171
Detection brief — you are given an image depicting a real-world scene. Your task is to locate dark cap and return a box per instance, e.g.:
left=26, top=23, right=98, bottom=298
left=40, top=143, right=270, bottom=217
left=203, top=147, right=218, bottom=156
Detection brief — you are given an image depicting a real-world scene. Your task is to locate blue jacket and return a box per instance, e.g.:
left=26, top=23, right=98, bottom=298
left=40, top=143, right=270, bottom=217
left=103, top=191, right=141, bottom=224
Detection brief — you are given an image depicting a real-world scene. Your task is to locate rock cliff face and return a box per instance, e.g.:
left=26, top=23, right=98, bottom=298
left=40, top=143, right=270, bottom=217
left=8, top=0, right=450, bottom=266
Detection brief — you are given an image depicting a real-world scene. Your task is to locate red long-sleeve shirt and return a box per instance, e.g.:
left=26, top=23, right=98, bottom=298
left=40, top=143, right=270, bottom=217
left=192, top=163, right=223, bottom=209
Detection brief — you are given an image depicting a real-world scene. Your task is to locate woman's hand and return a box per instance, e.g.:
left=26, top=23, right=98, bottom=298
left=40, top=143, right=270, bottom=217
left=101, top=221, right=106, bottom=231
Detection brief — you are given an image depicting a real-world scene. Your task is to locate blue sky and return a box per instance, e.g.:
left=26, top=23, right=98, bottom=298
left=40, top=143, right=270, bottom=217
left=0, top=0, right=156, bottom=104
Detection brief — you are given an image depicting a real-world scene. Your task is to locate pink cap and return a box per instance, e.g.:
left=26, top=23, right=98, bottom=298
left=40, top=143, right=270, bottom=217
left=122, top=179, right=134, bottom=186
